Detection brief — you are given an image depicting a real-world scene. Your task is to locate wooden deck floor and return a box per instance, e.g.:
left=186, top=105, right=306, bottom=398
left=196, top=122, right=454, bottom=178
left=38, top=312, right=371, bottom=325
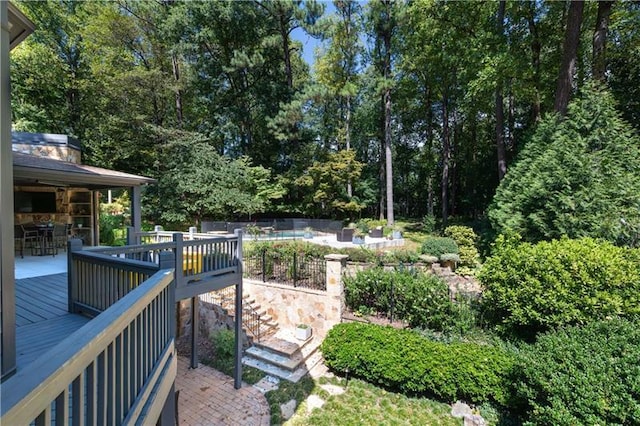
left=15, top=273, right=90, bottom=370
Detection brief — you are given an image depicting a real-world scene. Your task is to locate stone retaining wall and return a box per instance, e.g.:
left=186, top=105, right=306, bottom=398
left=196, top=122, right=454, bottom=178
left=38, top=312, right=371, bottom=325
left=243, top=254, right=347, bottom=338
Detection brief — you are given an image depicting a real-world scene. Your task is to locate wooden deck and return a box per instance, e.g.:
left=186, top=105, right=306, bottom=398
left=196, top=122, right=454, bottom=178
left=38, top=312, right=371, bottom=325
left=15, top=273, right=90, bottom=370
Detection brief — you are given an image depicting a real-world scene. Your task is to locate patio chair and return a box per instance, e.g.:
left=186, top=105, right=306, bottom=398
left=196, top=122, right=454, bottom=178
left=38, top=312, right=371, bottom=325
left=52, top=223, right=68, bottom=252
left=15, top=225, right=39, bottom=258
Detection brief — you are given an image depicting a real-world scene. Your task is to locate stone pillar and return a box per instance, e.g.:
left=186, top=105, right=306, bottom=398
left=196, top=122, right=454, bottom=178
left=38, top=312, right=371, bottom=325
left=324, top=254, right=348, bottom=328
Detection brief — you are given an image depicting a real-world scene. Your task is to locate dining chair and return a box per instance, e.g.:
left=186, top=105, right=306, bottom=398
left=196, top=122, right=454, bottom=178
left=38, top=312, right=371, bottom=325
left=15, top=225, right=39, bottom=258
left=53, top=223, right=68, bottom=252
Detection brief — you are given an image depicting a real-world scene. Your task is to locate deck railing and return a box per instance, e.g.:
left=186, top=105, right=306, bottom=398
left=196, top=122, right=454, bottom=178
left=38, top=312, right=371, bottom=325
left=68, top=249, right=164, bottom=317
left=202, top=287, right=263, bottom=341
left=1, top=270, right=176, bottom=425
left=75, top=229, right=243, bottom=302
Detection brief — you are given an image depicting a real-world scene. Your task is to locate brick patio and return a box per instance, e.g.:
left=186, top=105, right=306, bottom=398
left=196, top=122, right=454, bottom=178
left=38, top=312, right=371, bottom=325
left=176, top=357, right=271, bottom=426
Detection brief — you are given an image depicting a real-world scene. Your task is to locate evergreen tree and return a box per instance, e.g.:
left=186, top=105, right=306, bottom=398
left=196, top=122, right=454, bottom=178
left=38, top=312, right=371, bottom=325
left=489, top=83, right=640, bottom=246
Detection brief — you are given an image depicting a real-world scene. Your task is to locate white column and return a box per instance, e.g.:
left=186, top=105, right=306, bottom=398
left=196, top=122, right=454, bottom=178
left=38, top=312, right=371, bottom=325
left=0, top=1, right=17, bottom=379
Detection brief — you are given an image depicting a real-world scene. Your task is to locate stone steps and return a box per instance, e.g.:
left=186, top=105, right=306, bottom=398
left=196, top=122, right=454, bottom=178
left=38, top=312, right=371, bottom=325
left=211, top=291, right=280, bottom=342
left=242, top=329, right=322, bottom=383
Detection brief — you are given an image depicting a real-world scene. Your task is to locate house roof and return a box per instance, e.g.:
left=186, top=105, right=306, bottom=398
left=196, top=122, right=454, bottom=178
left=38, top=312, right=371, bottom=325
left=12, top=131, right=81, bottom=150
left=8, top=3, right=35, bottom=50
left=13, top=152, right=156, bottom=189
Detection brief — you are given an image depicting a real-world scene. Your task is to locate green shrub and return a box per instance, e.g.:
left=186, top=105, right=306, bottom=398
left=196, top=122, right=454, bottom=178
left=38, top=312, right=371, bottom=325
left=444, top=225, right=479, bottom=268
left=209, top=328, right=235, bottom=372
left=99, top=213, right=126, bottom=246
left=439, top=253, right=461, bottom=263
left=321, top=323, right=515, bottom=405
left=488, top=84, right=640, bottom=245
left=422, top=214, right=436, bottom=233
left=344, top=267, right=470, bottom=331
left=514, top=319, right=640, bottom=425
left=340, top=247, right=378, bottom=263
left=421, top=236, right=458, bottom=257
left=479, top=235, right=640, bottom=338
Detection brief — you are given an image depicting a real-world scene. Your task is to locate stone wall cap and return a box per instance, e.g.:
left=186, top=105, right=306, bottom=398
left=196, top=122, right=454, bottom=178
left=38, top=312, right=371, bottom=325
left=324, top=254, right=349, bottom=260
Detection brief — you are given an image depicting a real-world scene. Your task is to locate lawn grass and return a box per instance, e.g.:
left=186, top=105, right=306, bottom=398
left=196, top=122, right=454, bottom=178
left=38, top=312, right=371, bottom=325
left=283, top=377, right=459, bottom=426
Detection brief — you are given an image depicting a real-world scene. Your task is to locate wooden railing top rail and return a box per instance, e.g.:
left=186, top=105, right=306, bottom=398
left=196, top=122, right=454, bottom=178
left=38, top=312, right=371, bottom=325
left=1, top=270, right=175, bottom=424
left=72, top=250, right=161, bottom=274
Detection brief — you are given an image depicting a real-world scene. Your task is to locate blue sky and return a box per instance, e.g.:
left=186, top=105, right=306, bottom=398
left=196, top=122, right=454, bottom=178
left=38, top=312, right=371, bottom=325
left=290, top=1, right=337, bottom=67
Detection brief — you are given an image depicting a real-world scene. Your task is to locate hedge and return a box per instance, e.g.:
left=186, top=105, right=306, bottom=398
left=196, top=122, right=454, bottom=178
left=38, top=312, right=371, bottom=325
left=479, top=235, right=640, bottom=338
left=443, top=225, right=479, bottom=268
left=515, top=319, right=640, bottom=425
left=421, top=236, right=459, bottom=258
left=344, top=267, right=463, bottom=331
left=321, top=322, right=515, bottom=405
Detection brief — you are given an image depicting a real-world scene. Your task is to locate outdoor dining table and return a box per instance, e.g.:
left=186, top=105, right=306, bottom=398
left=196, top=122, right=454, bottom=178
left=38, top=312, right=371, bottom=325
left=27, top=223, right=56, bottom=256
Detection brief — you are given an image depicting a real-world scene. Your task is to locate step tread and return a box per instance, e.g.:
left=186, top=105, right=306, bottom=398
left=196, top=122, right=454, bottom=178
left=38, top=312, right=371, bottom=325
left=245, top=346, right=303, bottom=371
left=242, top=350, right=323, bottom=383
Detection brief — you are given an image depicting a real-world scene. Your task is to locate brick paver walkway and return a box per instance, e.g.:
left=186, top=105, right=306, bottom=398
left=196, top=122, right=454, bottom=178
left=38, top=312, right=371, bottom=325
left=176, top=357, right=270, bottom=426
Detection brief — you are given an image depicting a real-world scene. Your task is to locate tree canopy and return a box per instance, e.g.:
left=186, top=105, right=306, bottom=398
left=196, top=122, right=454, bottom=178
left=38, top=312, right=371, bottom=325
left=489, top=84, right=640, bottom=245
left=10, top=0, right=640, bottom=240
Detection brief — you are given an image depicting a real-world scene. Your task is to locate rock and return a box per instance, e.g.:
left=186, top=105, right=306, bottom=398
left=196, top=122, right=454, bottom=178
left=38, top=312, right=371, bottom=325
left=451, top=401, right=473, bottom=418
left=306, top=394, right=325, bottom=413
left=464, top=414, right=487, bottom=426
left=253, top=375, right=280, bottom=394
left=280, top=399, right=297, bottom=420
left=319, top=384, right=346, bottom=396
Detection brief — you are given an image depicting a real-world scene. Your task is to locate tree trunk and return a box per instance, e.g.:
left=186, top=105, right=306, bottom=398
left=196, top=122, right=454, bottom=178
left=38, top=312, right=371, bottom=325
left=554, top=0, right=584, bottom=116
left=172, top=54, right=184, bottom=127
left=495, top=0, right=507, bottom=180
left=346, top=95, right=352, bottom=197
left=593, top=1, right=613, bottom=83
left=527, top=4, right=542, bottom=122
left=379, top=95, right=386, bottom=221
left=280, top=14, right=293, bottom=90
left=383, top=2, right=394, bottom=227
left=441, top=92, right=450, bottom=228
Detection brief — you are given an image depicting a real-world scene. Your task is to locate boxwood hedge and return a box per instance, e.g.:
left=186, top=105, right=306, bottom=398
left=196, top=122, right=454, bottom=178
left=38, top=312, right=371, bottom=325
left=321, top=322, right=515, bottom=405
left=479, top=235, right=640, bottom=338
left=514, top=319, right=640, bottom=425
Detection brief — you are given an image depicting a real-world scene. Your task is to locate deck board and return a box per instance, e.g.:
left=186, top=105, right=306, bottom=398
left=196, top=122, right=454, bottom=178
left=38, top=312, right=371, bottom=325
left=15, top=273, right=90, bottom=370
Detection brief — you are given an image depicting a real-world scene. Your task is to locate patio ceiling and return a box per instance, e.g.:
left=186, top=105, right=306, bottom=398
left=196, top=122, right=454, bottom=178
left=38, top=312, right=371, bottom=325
left=13, top=152, right=156, bottom=189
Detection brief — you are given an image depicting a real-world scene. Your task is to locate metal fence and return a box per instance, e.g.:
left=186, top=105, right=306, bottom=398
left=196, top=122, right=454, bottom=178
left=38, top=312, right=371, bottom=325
left=244, top=250, right=326, bottom=291
left=202, top=218, right=344, bottom=237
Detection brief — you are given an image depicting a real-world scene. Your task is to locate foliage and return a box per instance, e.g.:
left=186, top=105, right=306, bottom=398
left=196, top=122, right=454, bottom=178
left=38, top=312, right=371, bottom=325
left=489, top=85, right=640, bottom=246
left=295, top=149, right=365, bottom=217
left=479, top=234, right=640, bottom=339
left=344, top=267, right=470, bottom=331
left=10, top=1, right=640, bottom=227
left=264, top=376, right=316, bottom=426
left=439, top=253, right=460, bottom=263
left=321, top=323, right=515, bottom=405
left=99, top=213, right=126, bottom=246
left=149, top=130, right=284, bottom=226
left=288, top=377, right=458, bottom=426
left=422, top=215, right=436, bottom=233
left=205, top=329, right=264, bottom=385
left=420, top=236, right=459, bottom=258
left=443, top=225, right=479, bottom=268
left=514, top=319, right=640, bottom=425
left=208, top=329, right=235, bottom=373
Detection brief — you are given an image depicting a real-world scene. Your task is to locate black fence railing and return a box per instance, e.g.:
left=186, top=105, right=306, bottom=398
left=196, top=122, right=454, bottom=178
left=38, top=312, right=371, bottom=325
left=202, top=218, right=343, bottom=236
left=244, top=251, right=326, bottom=291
